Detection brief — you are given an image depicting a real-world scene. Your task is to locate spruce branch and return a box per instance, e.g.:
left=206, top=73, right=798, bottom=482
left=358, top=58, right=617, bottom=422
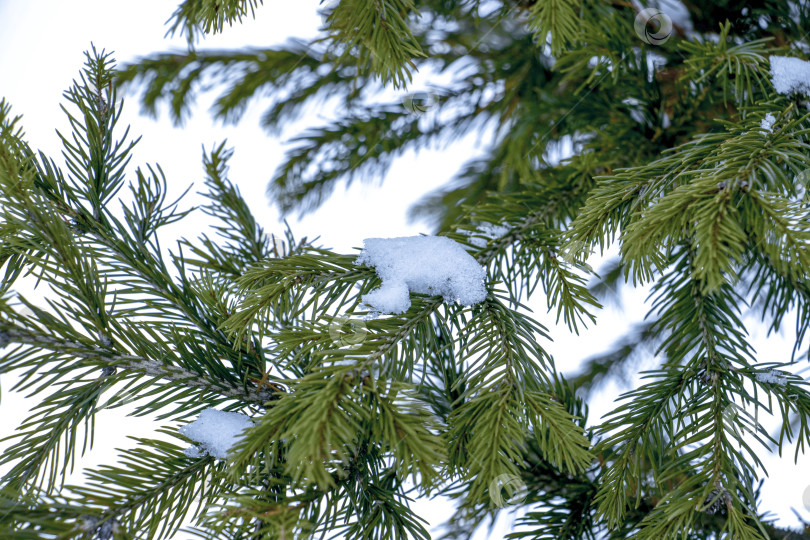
left=115, top=45, right=326, bottom=125
left=68, top=436, right=227, bottom=540
left=0, top=377, right=107, bottom=492
left=5, top=1, right=810, bottom=537
left=322, top=0, right=425, bottom=88
left=525, top=0, right=581, bottom=55
left=167, top=0, right=263, bottom=41
left=1, top=326, right=277, bottom=405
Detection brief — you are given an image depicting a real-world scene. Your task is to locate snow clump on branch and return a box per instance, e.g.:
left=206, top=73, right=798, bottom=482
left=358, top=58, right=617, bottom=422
left=770, top=56, right=810, bottom=96
left=357, top=235, right=487, bottom=314
left=754, top=369, right=789, bottom=386
left=179, top=408, right=253, bottom=459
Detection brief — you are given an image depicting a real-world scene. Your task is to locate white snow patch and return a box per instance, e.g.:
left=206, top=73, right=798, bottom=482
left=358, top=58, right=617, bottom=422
left=755, top=369, right=789, bottom=386
left=183, top=445, right=206, bottom=458
left=647, top=51, right=669, bottom=72
left=761, top=113, right=776, bottom=132
left=657, top=0, right=693, bottom=33
left=179, top=408, right=253, bottom=459
left=466, top=223, right=510, bottom=248
left=770, top=56, right=810, bottom=96
left=357, top=236, right=488, bottom=314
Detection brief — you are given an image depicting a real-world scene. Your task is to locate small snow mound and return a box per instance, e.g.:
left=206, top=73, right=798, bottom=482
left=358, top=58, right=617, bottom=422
left=754, top=369, right=788, bottom=386
left=466, top=223, right=510, bottom=248
left=179, top=408, right=253, bottom=459
left=770, top=56, right=810, bottom=96
left=760, top=113, right=776, bottom=132
left=362, top=281, right=411, bottom=315
left=357, top=236, right=488, bottom=314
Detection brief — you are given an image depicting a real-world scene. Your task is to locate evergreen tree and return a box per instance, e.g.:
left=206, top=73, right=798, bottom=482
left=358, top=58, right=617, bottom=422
left=2, top=1, right=810, bottom=538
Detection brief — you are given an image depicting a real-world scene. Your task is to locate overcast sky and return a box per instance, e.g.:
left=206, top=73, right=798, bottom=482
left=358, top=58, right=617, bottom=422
left=0, top=1, right=808, bottom=537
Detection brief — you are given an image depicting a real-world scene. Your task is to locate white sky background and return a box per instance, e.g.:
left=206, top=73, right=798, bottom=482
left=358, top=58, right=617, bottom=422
left=0, top=1, right=808, bottom=538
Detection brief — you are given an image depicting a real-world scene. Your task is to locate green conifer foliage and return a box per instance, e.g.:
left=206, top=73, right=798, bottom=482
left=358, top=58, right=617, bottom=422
left=2, top=1, right=810, bottom=538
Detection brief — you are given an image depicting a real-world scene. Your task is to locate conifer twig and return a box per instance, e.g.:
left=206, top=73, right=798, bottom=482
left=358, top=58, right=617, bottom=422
left=1, top=326, right=277, bottom=404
